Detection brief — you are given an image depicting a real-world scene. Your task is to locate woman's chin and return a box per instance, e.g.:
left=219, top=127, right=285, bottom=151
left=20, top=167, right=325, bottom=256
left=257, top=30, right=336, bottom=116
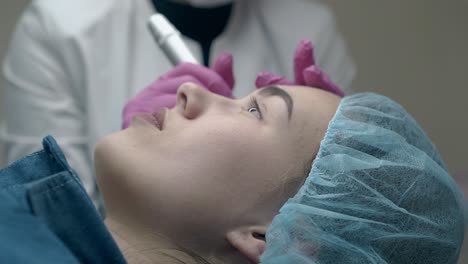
left=94, top=131, right=130, bottom=188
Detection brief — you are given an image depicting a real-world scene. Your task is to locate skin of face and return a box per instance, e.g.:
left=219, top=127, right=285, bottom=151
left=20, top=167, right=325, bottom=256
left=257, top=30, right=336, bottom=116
left=95, top=83, right=341, bottom=262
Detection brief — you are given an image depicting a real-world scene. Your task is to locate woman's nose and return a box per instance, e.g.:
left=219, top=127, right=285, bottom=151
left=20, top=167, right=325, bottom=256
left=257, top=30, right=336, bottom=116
left=176, top=82, right=227, bottom=119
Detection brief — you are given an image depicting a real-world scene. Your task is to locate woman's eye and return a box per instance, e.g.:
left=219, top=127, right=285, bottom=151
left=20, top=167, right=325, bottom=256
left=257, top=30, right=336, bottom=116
left=248, top=107, right=261, bottom=117
left=248, top=107, right=258, bottom=113
left=247, top=96, right=263, bottom=119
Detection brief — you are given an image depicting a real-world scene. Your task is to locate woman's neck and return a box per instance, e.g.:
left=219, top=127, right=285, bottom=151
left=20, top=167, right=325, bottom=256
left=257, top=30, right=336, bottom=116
left=105, top=216, right=200, bottom=264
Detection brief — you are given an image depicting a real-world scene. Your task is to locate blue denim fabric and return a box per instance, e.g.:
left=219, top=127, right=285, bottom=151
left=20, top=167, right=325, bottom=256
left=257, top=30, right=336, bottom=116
left=0, top=136, right=126, bottom=263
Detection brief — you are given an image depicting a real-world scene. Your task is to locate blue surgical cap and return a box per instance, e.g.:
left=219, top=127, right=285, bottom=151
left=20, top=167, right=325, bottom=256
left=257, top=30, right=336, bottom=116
left=261, top=93, right=465, bottom=264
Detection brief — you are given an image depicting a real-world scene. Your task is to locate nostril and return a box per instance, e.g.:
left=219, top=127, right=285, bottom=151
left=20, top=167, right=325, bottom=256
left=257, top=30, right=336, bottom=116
left=177, top=83, right=206, bottom=119
left=178, top=91, right=187, bottom=110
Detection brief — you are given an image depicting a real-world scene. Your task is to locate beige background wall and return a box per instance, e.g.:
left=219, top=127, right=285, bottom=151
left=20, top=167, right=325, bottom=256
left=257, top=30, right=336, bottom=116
left=0, top=0, right=467, bottom=261
left=327, top=0, right=468, bottom=180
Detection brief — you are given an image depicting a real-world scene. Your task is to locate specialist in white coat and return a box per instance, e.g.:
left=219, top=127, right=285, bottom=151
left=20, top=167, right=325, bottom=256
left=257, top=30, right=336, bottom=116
left=2, top=0, right=355, bottom=209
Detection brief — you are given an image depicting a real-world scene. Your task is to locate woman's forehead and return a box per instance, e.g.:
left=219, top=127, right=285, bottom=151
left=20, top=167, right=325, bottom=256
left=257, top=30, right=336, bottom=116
left=278, top=86, right=340, bottom=151
left=278, top=86, right=341, bottom=120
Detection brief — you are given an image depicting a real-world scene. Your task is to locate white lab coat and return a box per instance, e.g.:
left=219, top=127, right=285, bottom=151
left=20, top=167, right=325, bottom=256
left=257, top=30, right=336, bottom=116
left=2, top=0, right=355, bottom=209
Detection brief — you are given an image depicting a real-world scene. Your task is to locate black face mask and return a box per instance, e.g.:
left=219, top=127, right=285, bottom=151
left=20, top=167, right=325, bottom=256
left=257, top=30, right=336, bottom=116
left=151, top=0, right=234, bottom=66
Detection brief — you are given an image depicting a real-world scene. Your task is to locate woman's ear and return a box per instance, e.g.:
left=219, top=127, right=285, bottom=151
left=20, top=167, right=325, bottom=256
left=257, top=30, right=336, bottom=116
left=226, top=226, right=268, bottom=263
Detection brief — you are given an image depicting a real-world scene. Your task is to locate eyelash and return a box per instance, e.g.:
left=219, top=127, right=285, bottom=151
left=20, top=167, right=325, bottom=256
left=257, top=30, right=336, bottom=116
left=247, top=96, right=263, bottom=119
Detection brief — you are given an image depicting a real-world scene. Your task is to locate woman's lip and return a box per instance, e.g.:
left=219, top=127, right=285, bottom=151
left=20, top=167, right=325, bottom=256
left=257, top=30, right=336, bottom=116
left=152, top=108, right=166, bottom=130
left=134, top=108, right=166, bottom=130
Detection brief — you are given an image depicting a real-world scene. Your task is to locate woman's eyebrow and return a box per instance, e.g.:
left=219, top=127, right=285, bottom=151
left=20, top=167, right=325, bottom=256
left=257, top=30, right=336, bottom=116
left=258, top=86, right=294, bottom=120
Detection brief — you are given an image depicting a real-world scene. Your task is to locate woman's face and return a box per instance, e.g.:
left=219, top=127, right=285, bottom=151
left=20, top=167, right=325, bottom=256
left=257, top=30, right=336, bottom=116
left=95, top=83, right=340, bottom=247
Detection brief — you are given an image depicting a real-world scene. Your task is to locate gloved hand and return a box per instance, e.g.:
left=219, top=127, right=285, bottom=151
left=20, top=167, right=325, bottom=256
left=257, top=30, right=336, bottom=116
left=255, top=40, right=345, bottom=97
left=122, top=52, right=235, bottom=129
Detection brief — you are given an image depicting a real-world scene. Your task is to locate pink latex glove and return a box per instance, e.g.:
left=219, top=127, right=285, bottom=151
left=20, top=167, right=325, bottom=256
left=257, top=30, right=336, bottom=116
left=255, top=40, right=345, bottom=97
left=122, top=53, right=235, bottom=129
